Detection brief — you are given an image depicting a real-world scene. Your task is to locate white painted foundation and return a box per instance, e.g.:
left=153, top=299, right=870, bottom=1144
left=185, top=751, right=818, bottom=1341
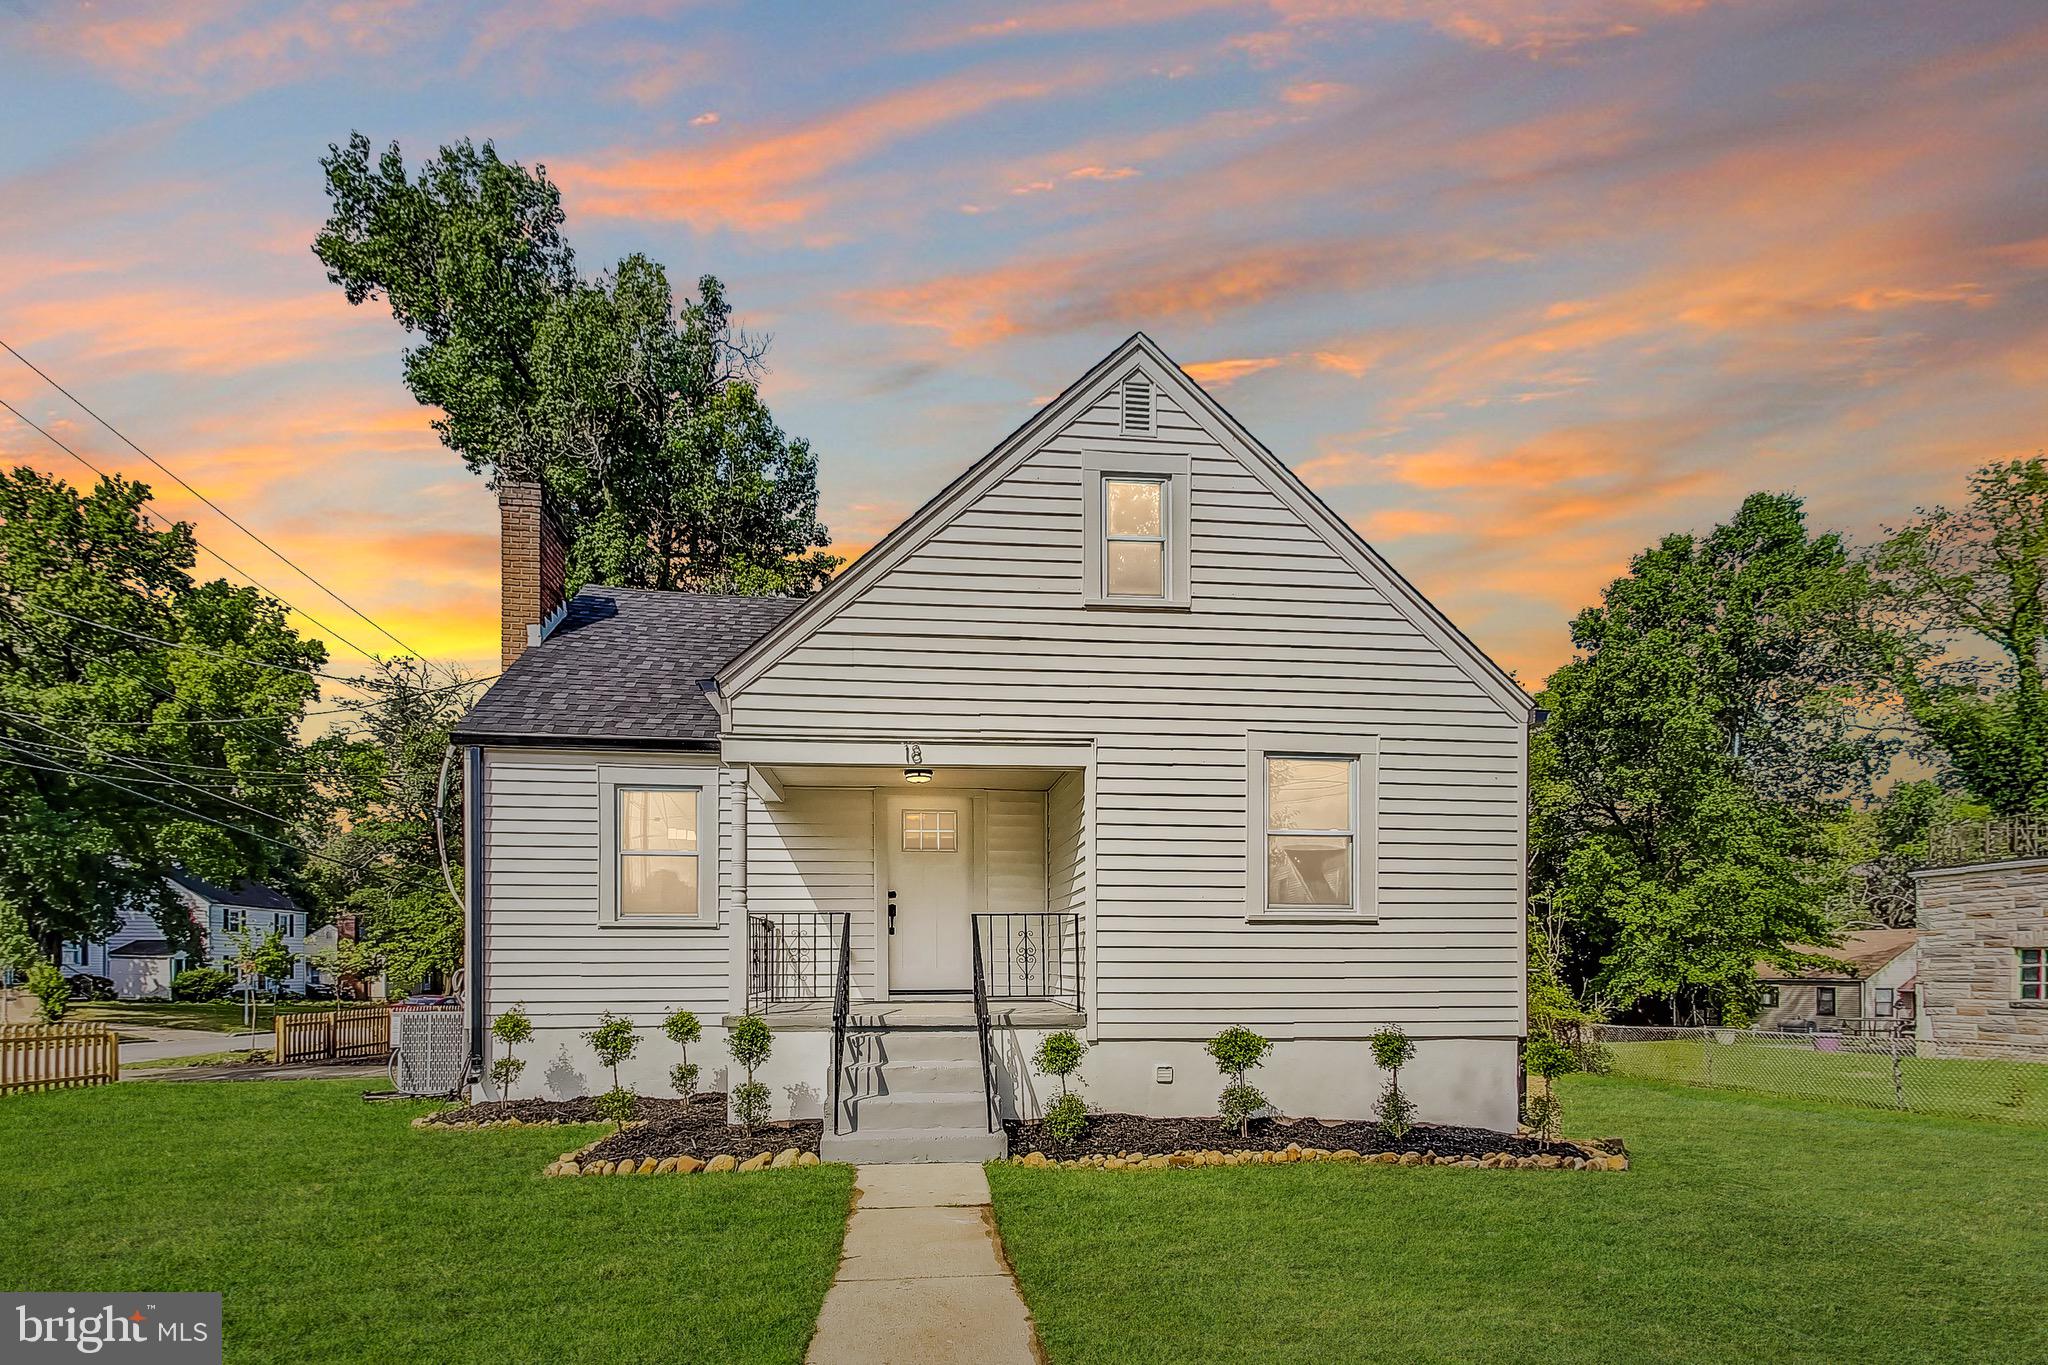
left=494, top=1025, right=1520, bottom=1132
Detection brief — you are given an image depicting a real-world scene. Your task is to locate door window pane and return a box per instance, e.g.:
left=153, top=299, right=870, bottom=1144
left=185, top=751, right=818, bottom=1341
left=1106, top=479, right=1162, bottom=536
left=619, top=854, right=699, bottom=916
left=620, top=789, right=698, bottom=851
left=1106, top=541, right=1164, bottom=597
left=1267, top=758, right=1351, bottom=831
left=903, top=809, right=959, bottom=852
left=1268, top=834, right=1353, bottom=907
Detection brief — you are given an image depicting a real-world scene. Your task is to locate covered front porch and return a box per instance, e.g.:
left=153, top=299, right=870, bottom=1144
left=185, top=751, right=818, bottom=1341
left=727, top=739, right=1091, bottom=1030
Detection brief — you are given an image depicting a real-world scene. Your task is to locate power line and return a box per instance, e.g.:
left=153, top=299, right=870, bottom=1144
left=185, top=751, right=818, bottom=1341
left=18, top=600, right=379, bottom=687
left=0, top=740, right=357, bottom=872
left=0, top=722, right=303, bottom=828
left=0, top=396, right=387, bottom=662
left=0, top=338, right=427, bottom=659
left=0, top=732, right=315, bottom=781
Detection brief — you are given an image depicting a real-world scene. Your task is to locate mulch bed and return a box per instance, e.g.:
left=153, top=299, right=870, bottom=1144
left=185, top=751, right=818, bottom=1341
left=417, top=1094, right=719, bottom=1127
left=1008, top=1112, right=1589, bottom=1162
left=577, top=1115, right=823, bottom=1165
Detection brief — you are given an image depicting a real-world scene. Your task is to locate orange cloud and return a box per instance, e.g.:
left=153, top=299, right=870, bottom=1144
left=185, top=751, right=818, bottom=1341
left=1183, top=356, right=1285, bottom=386
left=1354, top=506, right=1458, bottom=538
left=557, top=69, right=1091, bottom=233
left=4, top=287, right=376, bottom=377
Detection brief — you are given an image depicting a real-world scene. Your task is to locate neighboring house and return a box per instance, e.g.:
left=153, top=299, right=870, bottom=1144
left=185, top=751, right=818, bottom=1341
left=454, top=335, right=1535, bottom=1159
left=1914, top=846, right=2048, bottom=1049
left=1755, top=929, right=1920, bottom=1035
left=61, top=870, right=312, bottom=999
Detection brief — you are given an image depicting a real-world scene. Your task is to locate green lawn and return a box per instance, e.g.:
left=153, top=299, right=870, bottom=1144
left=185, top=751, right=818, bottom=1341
left=988, top=1075, right=2048, bottom=1364
left=1606, top=1037, right=2048, bottom=1124
left=0, top=1080, right=853, bottom=1364
left=71, top=999, right=344, bottom=1034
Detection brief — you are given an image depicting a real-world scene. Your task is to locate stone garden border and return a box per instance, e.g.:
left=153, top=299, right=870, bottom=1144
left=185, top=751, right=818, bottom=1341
left=542, top=1127, right=826, bottom=1177
left=1008, top=1138, right=1629, bottom=1171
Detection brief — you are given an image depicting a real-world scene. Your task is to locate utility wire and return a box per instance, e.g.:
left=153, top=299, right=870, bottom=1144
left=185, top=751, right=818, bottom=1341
left=18, top=600, right=380, bottom=688
left=0, top=396, right=387, bottom=662
left=0, top=338, right=427, bottom=658
left=0, top=722, right=302, bottom=827
left=0, top=741, right=358, bottom=872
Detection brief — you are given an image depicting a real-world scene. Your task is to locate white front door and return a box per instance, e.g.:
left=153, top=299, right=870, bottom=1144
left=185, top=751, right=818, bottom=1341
left=885, top=793, right=975, bottom=993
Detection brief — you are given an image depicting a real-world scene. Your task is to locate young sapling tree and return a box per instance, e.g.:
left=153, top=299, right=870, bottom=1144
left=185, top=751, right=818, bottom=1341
left=664, top=1007, right=702, bottom=1103
left=727, top=1013, right=774, bottom=1132
left=1032, top=1030, right=1089, bottom=1141
left=1205, top=1026, right=1274, bottom=1138
left=489, top=1004, right=533, bottom=1097
left=1370, top=1025, right=1419, bottom=1139
left=1523, top=1032, right=1579, bottom=1148
left=583, top=1012, right=640, bottom=1132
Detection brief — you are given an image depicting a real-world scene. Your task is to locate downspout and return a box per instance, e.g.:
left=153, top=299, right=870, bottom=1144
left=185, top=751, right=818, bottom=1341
left=463, top=745, right=486, bottom=1085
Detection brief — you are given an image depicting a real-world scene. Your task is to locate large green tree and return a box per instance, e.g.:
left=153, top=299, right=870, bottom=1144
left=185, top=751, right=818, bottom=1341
left=0, top=469, right=323, bottom=955
left=1868, top=457, right=2048, bottom=813
left=313, top=133, right=839, bottom=596
left=304, top=658, right=479, bottom=994
left=1533, top=492, right=1878, bottom=1021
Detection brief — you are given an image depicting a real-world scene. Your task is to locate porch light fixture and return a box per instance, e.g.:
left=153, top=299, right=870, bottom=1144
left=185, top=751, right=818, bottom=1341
left=904, top=767, right=934, bottom=784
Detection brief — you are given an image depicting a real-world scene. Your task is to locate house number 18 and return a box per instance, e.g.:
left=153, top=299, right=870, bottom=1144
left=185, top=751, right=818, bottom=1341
left=904, top=744, right=924, bottom=763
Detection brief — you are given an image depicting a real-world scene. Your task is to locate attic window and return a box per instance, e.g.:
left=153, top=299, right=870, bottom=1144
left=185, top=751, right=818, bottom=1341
left=1121, top=375, right=1155, bottom=436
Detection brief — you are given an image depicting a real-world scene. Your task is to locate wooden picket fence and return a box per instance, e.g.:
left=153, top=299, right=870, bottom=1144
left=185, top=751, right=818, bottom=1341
left=1, top=1022, right=121, bottom=1095
left=274, top=1004, right=392, bottom=1064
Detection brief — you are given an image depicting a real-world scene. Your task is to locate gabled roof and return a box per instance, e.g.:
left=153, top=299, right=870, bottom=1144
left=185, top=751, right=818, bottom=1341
left=452, top=586, right=801, bottom=748
left=165, top=868, right=299, bottom=912
left=717, top=333, right=1531, bottom=716
left=1759, top=928, right=1918, bottom=982
left=109, top=937, right=178, bottom=958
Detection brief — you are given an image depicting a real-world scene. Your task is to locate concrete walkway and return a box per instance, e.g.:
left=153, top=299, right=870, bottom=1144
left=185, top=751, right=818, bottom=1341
left=118, top=1027, right=265, bottom=1065
left=807, top=1163, right=1040, bottom=1365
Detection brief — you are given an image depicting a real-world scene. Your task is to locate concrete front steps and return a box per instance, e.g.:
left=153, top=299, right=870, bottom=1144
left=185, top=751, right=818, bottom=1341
left=819, top=1026, right=1009, bottom=1164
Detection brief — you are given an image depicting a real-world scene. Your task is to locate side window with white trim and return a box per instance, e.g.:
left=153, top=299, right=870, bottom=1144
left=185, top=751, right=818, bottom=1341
left=598, top=766, right=719, bottom=925
left=1246, top=732, right=1378, bottom=919
left=1082, top=451, right=1191, bottom=609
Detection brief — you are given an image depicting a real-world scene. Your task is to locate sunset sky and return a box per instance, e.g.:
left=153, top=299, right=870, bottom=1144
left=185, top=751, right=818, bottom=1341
left=2, top=0, right=2044, bottom=690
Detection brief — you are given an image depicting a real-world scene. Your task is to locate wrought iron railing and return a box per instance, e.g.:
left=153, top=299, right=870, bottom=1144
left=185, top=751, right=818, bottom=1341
left=972, top=912, right=1082, bottom=1011
left=745, top=911, right=850, bottom=1011
left=971, top=925, right=997, bottom=1132
left=830, top=914, right=851, bottom=1135
left=1927, top=816, right=2048, bottom=869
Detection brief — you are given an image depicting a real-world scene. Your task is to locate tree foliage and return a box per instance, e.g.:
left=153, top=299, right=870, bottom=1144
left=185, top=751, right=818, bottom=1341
left=1533, top=492, right=1871, bottom=1022
left=314, top=133, right=839, bottom=597
left=0, top=469, right=322, bottom=955
left=304, top=659, right=479, bottom=994
left=1868, top=458, right=2048, bottom=813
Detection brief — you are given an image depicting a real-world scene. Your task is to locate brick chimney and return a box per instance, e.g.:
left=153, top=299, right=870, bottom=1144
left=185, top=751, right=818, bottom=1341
left=499, top=480, right=568, bottom=671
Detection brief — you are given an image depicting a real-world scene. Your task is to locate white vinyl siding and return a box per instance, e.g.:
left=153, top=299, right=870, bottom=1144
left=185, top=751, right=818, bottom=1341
left=747, top=787, right=880, bottom=1000
left=725, top=377, right=1526, bottom=1041
left=483, top=749, right=737, bottom=1028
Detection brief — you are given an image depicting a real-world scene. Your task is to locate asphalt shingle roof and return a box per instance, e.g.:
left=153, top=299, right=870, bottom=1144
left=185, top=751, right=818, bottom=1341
left=165, top=868, right=300, bottom=912
left=452, top=586, right=802, bottom=748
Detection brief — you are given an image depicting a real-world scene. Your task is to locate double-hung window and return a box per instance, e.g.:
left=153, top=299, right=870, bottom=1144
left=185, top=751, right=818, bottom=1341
left=1246, top=732, right=1377, bottom=919
left=1082, top=451, right=1190, bottom=609
left=599, top=766, right=718, bottom=925
left=2021, top=948, right=2046, bottom=1002
left=1761, top=985, right=1780, bottom=1008
left=1874, top=987, right=1895, bottom=1018
left=222, top=906, right=245, bottom=934
left=1815, top=986, right=1836, bottom=1017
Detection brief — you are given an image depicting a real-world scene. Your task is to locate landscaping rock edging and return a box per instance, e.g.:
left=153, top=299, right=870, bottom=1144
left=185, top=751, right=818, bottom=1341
left=1007, top=1139, right=1629, bottom=1172
left=541, top=1130, right=826, bottom=1177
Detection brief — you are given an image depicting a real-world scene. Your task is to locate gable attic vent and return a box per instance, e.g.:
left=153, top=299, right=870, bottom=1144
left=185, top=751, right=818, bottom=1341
left=1121, top=374, right=1155, bottom=437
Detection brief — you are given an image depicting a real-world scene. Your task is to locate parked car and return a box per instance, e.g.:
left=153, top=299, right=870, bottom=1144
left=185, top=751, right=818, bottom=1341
left=65, top=974, right=116, bottom=1002
left=303, top=982, right=337, bottom=1001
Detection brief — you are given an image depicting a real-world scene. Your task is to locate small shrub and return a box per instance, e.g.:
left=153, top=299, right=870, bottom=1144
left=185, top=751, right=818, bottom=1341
left=26, top=963, right=67, bottom=1022
left=172, top=968, right=234, bottom=1002
left=582, top=1013, right=640, bottom=1126
left=664, top=1007, right=702, bottom=1100
left=727, top=1013, right=774, bottom=1132
left=593, top=1086, right=637, bottom=1132
left=66, top=973, right=116, bottom=1001
left=1523, top=1091, right=1564, bottom=1147
left=489, top=1005, right=533, bottom=1096
left=1370, top=1025, right=1419, bottom=1139
left=1523, top=1032, right=1580, bottom=1148
left=1042, top=1092, right=1088, bottom=1142
left=1205, top=1026, right=1274, bottom=1137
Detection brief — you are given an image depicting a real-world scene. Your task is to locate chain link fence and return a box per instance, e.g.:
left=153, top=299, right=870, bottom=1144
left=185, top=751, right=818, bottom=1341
left=1595, top=1025, right=2048, bottom=1126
